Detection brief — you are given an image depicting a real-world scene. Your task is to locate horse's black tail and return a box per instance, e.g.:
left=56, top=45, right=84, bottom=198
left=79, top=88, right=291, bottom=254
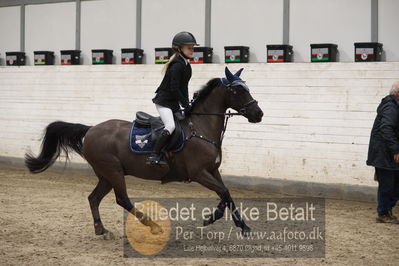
left=25, top=121, right=92, bottom=174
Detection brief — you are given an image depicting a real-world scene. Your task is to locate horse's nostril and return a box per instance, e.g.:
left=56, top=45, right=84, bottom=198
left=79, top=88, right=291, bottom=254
left=258, top=111, right=264, bottom=117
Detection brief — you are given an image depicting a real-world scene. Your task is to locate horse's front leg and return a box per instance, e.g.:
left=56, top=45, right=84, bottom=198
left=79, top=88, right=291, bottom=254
left=192, top=169, right=250, bottom=235
left=204, top=189, right=251, bottom=236
left=202, top=169, right=227, bottom=226
left=203, top=199, right=227, bottom=226
left=208, top=169, right=251, bottom=235
left=222, top=191, right=251, bottom=235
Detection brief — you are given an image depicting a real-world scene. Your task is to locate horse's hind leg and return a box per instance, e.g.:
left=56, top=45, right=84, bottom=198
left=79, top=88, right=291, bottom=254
left=94, top=161, right=164, bottom=235
left=109, top=175, right=163, bottom=235
left=88, top=152, right=163, bottom=235
left=88, top=176, right=112, bottom=235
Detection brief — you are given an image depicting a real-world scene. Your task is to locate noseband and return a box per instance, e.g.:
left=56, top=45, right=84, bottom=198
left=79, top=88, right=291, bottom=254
left=239, top=99, right=258, bottom=115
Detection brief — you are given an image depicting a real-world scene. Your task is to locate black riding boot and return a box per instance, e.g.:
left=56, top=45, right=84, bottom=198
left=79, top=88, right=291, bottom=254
left=146, top=129, right=171, bottom=165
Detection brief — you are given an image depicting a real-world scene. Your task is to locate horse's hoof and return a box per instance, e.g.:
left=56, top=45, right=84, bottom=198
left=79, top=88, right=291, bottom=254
left=103, top=230, right=115, bottom=240
left=203, top=214, right=214, bottom=226
left=94, top=223, right=106, bottom=235
left=95, top=227, right=105, bottom=235
left=150, top=225, right=163, bottom=235
left=203, top=218, right=213, bottom=226
left=242, top=225, right=251, bottom=236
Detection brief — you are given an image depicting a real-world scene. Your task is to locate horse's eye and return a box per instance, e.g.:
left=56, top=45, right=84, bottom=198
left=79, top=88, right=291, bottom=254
left=235, top=87, right=246, bottom=95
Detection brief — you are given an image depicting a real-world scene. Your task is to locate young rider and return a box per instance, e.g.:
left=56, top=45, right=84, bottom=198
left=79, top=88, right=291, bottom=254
left=146, top=31, right=198, bottom=165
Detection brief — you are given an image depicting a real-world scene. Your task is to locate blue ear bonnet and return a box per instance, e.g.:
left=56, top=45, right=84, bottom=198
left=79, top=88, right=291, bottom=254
left=220, top=67, right=249, bottom=92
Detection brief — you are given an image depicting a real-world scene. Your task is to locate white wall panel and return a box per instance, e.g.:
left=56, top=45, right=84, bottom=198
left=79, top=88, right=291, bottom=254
left=211, top=0, right=283, bottom=63
left=0, top=6, right=21, bottom=64
left=290, top=0, right=371, bottom=62
left=25, top=2, right=76, bottom=65
left=81, top=0, right=136, bottom=65
left=379, top=0, right=399, bottom=61
left=141, top=0, right=205, bottom=64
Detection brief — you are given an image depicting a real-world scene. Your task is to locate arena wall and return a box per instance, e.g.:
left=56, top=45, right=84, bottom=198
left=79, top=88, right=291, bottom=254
left=1, top=62, right=398, bottom=198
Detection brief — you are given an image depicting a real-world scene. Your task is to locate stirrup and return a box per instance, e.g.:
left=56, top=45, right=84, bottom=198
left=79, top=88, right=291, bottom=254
left=146, top=154, right=167, bottom=165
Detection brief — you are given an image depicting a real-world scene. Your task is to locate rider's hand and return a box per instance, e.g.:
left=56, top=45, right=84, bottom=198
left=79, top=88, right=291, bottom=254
left=184, top=102, right=193, bottom=115
left=394, top=153, right=399, bottom=163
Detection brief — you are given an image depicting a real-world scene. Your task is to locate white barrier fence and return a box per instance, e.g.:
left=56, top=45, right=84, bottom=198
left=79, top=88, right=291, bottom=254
left=1, top=62, right=398, bottom=188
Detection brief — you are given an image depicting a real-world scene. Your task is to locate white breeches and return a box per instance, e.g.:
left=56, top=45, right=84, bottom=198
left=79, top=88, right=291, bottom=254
left=155, top=104, right=176, bottom=134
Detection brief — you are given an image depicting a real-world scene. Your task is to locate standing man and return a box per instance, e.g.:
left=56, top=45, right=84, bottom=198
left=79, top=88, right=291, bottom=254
left=367, top=81, right=399, bottom=223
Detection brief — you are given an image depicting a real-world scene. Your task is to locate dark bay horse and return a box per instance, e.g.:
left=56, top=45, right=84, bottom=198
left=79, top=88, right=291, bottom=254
left=25, top=67, right=264, bottom=236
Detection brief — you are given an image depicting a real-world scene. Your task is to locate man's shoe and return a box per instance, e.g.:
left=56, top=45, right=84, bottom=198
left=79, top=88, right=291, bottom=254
left=376, top=213, right=399, bottom=224
left=389, top=210, right=398, bottom=220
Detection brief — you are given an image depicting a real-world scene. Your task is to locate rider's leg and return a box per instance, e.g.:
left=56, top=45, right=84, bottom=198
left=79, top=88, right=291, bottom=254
left=146, top=104, right=175, bottom=164
left=156, top=104, right=175, bottom=134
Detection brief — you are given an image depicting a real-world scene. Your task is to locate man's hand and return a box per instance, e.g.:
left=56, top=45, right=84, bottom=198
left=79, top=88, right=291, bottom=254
left=394, top=153, right=399, bottom=163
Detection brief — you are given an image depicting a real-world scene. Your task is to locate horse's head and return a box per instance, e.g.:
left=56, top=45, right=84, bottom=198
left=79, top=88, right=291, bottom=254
left=222, top=67, right=263, bottom=123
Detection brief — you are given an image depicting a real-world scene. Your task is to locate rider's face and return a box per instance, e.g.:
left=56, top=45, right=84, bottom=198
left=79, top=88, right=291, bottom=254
left=181, top=45, right=194, bottom=58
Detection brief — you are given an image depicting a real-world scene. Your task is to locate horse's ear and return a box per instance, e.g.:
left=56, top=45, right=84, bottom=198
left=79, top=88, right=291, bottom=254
left=225, top=67, right=235, bottom=82
left=234, top=68, right=244, bottom=77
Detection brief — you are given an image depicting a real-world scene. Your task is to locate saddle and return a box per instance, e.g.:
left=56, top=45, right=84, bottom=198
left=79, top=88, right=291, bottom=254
left=129, top=111, right=185, bottom=154
left=130, top=111, right=189, bottom=184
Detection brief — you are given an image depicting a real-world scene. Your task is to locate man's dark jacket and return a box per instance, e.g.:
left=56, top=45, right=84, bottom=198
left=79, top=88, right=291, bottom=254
left=367, top=95, right=399, bottom=170
left=152, top=54, right=191, bottom=112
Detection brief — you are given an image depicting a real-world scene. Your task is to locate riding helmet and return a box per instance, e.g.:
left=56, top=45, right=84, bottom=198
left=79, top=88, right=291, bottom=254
left=172, top=31, right=199, bottom=50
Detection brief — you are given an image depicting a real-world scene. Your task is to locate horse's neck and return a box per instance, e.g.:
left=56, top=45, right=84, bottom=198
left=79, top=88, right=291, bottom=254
left=190, top=87, right=227, bottom=144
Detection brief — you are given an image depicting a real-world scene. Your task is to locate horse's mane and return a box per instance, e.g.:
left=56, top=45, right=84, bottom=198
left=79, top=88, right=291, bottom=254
left=192, top=78, right=222, bottom=108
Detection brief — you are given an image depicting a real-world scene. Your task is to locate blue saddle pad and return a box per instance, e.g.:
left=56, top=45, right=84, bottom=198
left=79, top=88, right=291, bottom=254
left=129, top=121, right=185, bottom=154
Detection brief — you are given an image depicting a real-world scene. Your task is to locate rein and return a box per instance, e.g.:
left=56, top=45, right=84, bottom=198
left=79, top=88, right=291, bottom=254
left=189, top=99, right=258, bottom=116
left=185, top=112, right=232, bottom=150
left=189, top=112, right=241, bottom=116
left=184, top=99, right=258, bottom=149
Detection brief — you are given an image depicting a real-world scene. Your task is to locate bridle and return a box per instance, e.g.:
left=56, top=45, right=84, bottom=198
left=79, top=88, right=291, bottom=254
left=185, top=80, right=258, bottom=149
left=238, top=99, right=258, bottom=115
left=190, top=79, right=258, bottom=116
